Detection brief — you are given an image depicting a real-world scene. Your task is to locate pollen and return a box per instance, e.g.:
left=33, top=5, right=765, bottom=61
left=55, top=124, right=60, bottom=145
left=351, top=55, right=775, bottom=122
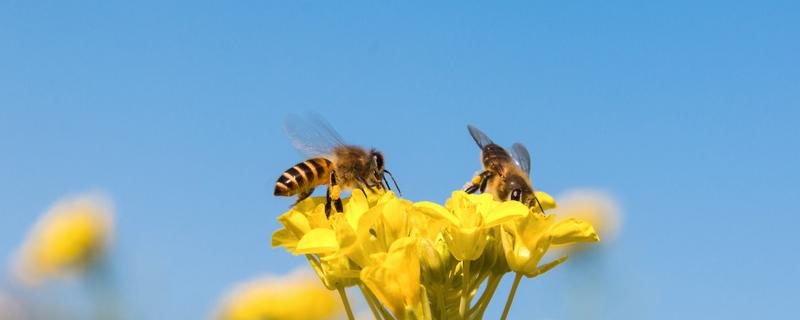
left=471, top=175, right=482, bottom=185
left=328, top=185, right=341, bottom=200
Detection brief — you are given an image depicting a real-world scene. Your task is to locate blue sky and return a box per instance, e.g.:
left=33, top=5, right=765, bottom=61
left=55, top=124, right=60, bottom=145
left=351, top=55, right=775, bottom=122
left=1, top=1, right=798, bottom=319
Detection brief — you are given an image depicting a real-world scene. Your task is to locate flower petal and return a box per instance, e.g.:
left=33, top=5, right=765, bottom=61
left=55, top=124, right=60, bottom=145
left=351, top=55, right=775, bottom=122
left=271, top=227, right=298, bottom=251
left=414, top=202, right=459, bottom=226
left=360, top=237, right=420, bottom=317
left=550, top=218, right=600, bottom=245
left=534, top=191, right=557, bottom=210
left=484, top=201, right=528, bottom=227
left=294, top=228, right=339, bottom=255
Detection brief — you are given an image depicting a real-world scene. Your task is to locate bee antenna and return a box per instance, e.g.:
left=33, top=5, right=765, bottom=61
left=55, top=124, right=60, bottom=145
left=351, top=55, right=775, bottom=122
left=533, top=196, right=546, bottom=215
left=383, top=170, right=401, bottom=196
left=381, top=174, right=392, bottom=191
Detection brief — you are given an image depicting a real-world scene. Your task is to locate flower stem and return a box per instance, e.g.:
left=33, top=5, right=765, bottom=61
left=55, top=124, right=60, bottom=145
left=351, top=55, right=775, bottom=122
left=361, top=282, right=395, bottom=320
left=359, top=283, right=383, bottom=320
left=337, top=287, right=355, bottom=320
left=459, top=260, right=471, bottom=318
left=471, top=274, right=503, bottom=319
left=500, top=273, right=523, bottom=320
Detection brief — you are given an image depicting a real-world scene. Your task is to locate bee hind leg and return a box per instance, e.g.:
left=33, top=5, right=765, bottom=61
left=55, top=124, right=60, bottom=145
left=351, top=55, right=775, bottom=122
left=325, top=171, right=344, bottom=218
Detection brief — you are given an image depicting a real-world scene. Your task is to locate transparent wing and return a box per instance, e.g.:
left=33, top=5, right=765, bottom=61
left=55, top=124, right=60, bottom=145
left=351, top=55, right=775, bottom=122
left=283, top=113, right=347, bottom=158
left=467, top=125, right=495, bottom=149
left=511, top=143, right=531, bottom=175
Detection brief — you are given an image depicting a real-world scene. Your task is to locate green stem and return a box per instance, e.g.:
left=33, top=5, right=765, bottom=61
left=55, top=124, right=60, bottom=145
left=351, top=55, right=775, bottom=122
left=438, top=285, right=446, bottom=320
left=459, top=260, right=471, bottom=319
left=337, top=287, right=355, bottom=320
left=471, top=274, right=503, bottom=319
left=359, top=283, right=383, bottom=320
left=500, top=273, right=523, bottom=320
left=362, top=282, right=395, bottom=320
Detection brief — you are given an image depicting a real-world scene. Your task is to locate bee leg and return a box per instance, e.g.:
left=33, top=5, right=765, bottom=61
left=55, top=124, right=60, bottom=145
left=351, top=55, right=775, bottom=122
left=357, top=177, right=378, bottom=200
left=465, top=171, right=493, bottom=194
left=293, top=188, right=315, bottom=206
left=334, top=197, right=344, bottom=214
left=373, top=172, right=388, bottom=191
left=325, top=188, right=332, bottom=215
left=478, top=172, right=492, bottom=193
left=326, top=171, right=344, bottom=217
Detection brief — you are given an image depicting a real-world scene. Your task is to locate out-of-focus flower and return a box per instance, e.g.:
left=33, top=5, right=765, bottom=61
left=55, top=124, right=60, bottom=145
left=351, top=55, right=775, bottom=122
left=214, top=268, right=342, bottom=320
left=553, top=190, right=621, bottom=245
left=12, top=194, right=114, bottom=285
left=500, top=209, right=599, bottom=277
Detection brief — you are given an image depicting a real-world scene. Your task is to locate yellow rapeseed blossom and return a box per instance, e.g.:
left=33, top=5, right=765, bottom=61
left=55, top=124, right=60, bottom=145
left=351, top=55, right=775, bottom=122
left=12, top=194, right=113, bottom=285
left=214, top=268, right=342, bottom=320
left=271, top=188, right=598, bottom=320
left=360, top=237, right=424, bottom=318
left=500, top=210, right=599, bottom=277
left=415, top=191, right=527, bottom=261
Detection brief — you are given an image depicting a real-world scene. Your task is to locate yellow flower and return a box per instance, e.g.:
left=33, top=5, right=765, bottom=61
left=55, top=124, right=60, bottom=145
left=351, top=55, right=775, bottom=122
left=13, top=194, right=113, bottom=285
left=553, top=190, right=621, bottom=244
left=414, top=191, right=528, bottom=261
left=500, top=209, right=599, bottom=277
left=360, top=237, right=424, bottom=318
left=272, top=190, right=398, bottom=289
left=533, top=191, right=558, bottom=211
left=214, top=268, right=341, bottom=320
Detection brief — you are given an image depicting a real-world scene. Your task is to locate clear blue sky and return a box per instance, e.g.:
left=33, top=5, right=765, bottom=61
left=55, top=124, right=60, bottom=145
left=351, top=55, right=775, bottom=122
left=1, top=1, right=798, bottom=319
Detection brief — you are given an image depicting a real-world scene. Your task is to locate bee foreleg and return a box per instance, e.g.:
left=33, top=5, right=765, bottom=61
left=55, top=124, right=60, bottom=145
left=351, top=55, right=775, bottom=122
left=357, top=177, right=378, bottom=200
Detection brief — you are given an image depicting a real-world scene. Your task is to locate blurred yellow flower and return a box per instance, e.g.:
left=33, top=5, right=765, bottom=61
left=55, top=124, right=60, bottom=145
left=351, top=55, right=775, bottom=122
left=214, top=268, right=342, bottom=320
left=12, top=194, right=114, bottom=285
left=553, top=190, right=621, bottom=245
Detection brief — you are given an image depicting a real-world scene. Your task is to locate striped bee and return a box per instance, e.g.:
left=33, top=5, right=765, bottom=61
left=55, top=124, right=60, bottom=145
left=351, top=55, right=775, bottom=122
left=463, top=125, right=544, bottom=210
left=273, top=114, right=400, bottom=215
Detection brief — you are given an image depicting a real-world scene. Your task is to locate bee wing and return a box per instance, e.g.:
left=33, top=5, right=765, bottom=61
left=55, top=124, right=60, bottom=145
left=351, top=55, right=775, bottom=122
left=283, top=113, right=347, bottom=158
left=511, top=143, right=531, bottom=175
left=467, top=125, right=495, bottom=149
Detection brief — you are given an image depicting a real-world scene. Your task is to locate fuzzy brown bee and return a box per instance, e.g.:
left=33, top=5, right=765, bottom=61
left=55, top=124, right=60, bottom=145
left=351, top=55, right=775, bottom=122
left=274, top=114, right=400, bottom=215
left=463, top=125, right=543, bottom=210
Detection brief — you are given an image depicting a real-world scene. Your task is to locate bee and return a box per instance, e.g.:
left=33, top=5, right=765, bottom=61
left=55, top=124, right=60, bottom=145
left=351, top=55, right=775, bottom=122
left=463, top=125, right=544, bottom=211
left=273, top=114, right=400, bottom=216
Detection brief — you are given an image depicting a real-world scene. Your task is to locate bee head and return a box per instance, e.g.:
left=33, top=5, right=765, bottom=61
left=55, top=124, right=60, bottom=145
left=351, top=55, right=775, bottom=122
left=369, top=149, right=401, bottom=196
left=504, top=175, right=535, bottom=206
left=369, top=149, right=384, bottom=173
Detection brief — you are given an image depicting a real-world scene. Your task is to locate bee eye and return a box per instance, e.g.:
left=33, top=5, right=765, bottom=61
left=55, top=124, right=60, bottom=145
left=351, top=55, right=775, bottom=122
left=510, top=189, right=522, bottom=201
left=372, top=153, right=384, bottom=170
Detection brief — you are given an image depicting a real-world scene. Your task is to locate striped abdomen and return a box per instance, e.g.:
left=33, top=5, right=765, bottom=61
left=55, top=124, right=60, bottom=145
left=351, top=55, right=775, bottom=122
left=274, top=158, right=333, bottom=196
left=481, top=144, right=513, bottom=172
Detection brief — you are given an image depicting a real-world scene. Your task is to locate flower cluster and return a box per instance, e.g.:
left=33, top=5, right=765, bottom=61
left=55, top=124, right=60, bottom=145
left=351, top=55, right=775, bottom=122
left=272, top=189, right=599, bottom=320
